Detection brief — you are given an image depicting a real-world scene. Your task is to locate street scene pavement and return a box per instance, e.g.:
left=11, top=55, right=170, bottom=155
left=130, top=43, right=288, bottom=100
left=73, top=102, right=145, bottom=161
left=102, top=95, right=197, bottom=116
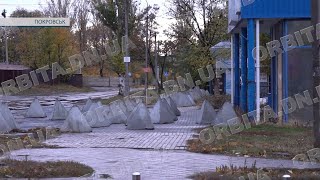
left=1, top=0, right=320, bottom=179
left=0, top=87, right=120, bottom=130
left=3, top=90, right=319, bottom=179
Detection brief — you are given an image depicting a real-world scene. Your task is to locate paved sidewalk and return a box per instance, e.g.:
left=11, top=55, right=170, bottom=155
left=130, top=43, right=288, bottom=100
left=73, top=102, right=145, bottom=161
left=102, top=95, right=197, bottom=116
left=45, top=107, right=204, bottom=150
left=11, top=148, right=320, bottom=180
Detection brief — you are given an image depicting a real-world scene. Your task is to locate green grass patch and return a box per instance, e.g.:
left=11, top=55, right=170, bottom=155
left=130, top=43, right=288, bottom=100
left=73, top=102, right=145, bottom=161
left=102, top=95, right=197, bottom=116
left=101, top=95, right=125, bottom=105
left=0, top=159, right=94, bottom=178
left=188, top=124, right=313, bottom=159
left=100, top=90, right=143, bottom=105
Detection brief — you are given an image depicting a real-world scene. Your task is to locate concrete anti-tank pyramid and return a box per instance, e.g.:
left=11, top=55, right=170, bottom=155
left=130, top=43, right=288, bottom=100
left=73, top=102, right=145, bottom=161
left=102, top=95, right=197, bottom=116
left=197, top=100, right=217, bottom=125
left=82, top=98, right=93, bottom=112
left=126, top=103, right=154, bottom=130
left=213, top=102, right=238, bottom=125
left=124, top=98, right=135, bottom=112
left=162, top=99, right=178, bottom=121
left=150, top=98, right=176, bottom=124
left=102, top=105, right=120, bottom=125
left=109, top=100, right=127, bottom=124
left=0, top=113, right=12, bottom=133
left=85, top=103, right=112, bottom=128
left=166, top=97, right=181, bottom=116
left=26, top=98, right=46, bottom=118
left=51, top=99, right=68, bottom=120
left=194, top=86, right=203, bottom=97
left=0, top=102, right=18, bottom=131
left=62, top=106, right=92, bottom=133
left=170, top=92, right=196, bottom=107
left=188, top=87, right=202, bottom=101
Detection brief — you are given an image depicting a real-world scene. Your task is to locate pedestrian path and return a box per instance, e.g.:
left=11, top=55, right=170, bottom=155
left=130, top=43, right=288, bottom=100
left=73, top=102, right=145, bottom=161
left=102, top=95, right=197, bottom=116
left=8, top=106, right=320, bottom=179
left=11, top=148, right=320, bottom=180
left=45, top=107, right=204, bottom=150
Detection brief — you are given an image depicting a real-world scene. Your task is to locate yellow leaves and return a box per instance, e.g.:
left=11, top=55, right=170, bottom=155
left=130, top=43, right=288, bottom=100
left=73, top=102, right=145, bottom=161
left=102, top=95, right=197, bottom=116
left=16, top=27, right=76, bottom=69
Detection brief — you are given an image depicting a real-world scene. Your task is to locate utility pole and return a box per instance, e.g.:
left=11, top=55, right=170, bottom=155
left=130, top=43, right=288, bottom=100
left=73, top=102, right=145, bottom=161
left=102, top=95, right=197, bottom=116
left=154, top=32, right=159, bottom=92
left=145, top=4, right=149, bottom=104
left=124, top=0, right=130, bottom=96
left=312, top=0, right=320, bottom=148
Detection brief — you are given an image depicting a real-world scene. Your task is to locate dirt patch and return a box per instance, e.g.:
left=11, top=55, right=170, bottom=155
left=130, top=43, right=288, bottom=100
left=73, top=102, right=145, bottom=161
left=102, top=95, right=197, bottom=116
left=189, top=166, right=320, bottom=180
left=0, top=159, right=94, bottom=178
left=100, top=90, right=143, bottom=105
left=0, top=128, right=61, bottom=152
left=187, top=124, right=313, bottom=160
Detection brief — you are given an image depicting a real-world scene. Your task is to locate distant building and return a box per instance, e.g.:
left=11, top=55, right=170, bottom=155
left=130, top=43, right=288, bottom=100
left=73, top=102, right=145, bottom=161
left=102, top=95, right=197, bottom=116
left=0, top=63, right=30, bottom=84
left=229, top=0, right=311, bottom=124
left=211, top=42, right=232, bottom=95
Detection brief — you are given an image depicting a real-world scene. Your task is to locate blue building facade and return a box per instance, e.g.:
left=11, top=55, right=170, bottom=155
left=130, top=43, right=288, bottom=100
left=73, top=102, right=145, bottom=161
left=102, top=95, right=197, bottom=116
left=229, top=0, right=312, bottom=125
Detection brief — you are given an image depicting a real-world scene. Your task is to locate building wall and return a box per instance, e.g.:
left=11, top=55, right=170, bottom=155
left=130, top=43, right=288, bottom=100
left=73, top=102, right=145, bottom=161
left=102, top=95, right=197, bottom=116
left=273, top=19, right=313, bottom=126
left=241, top=0, right=310, bottom=19
left=287, top=20, right=313, bottom=126
left=0, top=69, right=30, bottom=84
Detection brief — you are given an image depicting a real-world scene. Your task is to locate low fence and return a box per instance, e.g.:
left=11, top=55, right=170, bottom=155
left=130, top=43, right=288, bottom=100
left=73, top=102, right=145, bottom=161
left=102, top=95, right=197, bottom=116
left=83, top=76, right=136, bottom=87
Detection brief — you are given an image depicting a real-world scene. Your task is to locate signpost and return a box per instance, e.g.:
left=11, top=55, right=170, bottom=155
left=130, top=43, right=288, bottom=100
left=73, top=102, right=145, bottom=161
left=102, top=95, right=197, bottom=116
left=0, top=17, right=70, bottom=65
left=124, top=56, right=131, bottom=63
left=0, top=18, right=70, bottom=27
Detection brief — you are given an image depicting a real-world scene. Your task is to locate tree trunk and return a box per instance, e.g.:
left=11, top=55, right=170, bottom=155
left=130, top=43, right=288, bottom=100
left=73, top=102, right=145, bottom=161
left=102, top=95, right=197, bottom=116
left=148, top=49, right=162, bottom=92
left=160, top=55, right=167, bottom=90
left=214, top=70, right=220, bottom=95
left=99, top=59, right=104, bottom=77
left=312, top=0, right=320, bottom=147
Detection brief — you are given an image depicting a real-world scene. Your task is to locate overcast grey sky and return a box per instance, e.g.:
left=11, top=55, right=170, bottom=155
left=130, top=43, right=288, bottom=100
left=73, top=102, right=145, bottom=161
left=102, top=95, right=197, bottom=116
left=0, top=0, right=172, bottom=40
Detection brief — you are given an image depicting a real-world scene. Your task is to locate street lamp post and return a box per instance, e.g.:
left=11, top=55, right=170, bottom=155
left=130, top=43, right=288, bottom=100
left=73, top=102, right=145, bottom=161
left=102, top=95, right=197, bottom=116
left=145, top=1, right=149, bottom=104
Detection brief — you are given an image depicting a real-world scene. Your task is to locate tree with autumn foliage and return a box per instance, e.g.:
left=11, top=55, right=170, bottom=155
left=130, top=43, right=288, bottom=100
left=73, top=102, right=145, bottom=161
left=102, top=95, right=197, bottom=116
left=166, top=0, right=229, bottom=93
left=11, top=9, right=76, bottom=71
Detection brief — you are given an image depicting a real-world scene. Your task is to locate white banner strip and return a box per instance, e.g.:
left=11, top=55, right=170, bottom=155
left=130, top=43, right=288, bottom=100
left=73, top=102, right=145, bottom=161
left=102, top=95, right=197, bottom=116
left=0, top=18, right=70, bottom=27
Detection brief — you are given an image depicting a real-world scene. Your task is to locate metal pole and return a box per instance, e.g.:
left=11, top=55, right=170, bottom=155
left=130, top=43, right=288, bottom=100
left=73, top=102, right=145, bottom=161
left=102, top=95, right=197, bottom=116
left=256, top=19, right=260, bottom=123
left=312, top=0, right=320, bottom=147
left=132, top=172, right=141, bottom=180
left=124, top=0, right=130, bottom=96
left=145, top=4, right=149, bottom=104
left=240, top=28, right=248, bottom=112
left=247, top=19, right=255, bottom=113
left=231, top=35, right=234, bottom=106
